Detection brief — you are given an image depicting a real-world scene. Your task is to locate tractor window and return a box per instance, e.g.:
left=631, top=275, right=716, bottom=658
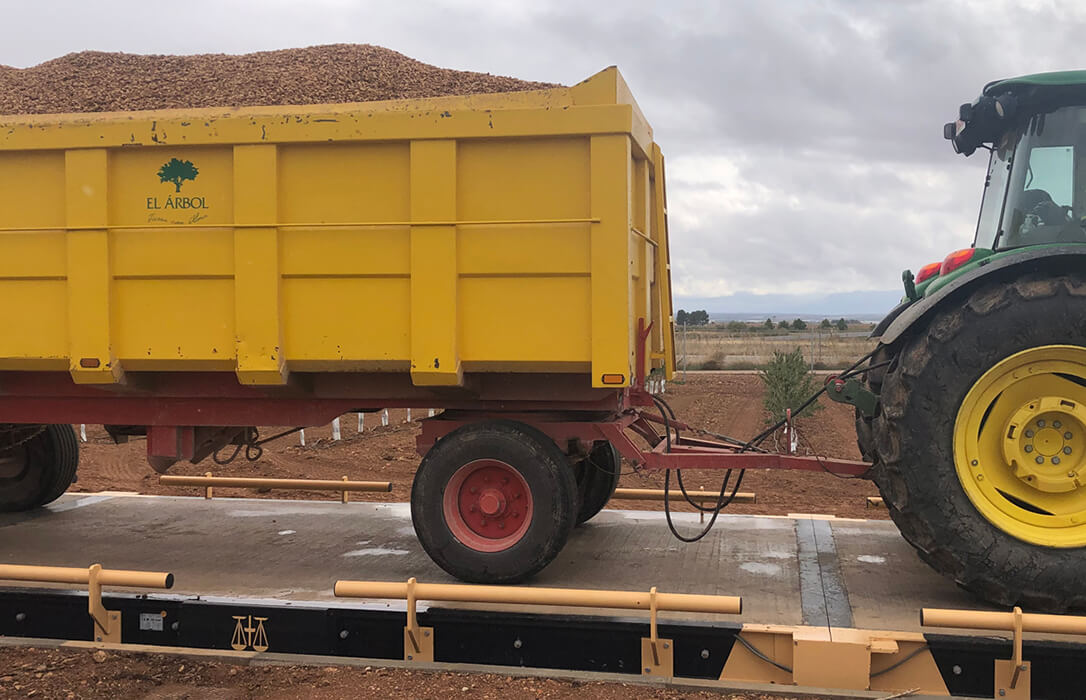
left=996, top=105, right=1086, bottom=249
left=974, top=145, right=1011, bottom=248
left=1026, top=146, right=1074, bottom=207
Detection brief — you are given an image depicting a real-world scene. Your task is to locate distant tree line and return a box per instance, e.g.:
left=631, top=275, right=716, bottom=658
left=675, top=309, right=710, bottom=326
left=676, top=312, right=860, bottom=333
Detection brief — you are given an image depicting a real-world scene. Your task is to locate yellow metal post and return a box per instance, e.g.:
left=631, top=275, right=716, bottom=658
left=233, top=144, right=288, bottom=385
left=589, top=135, right=632, bottom=387
left=402, top=577, right=434, bottom=662
left=650, top=146, right=676, bottom=380
left=409, top=140, right=462, bottom=387
left=641, top=586, right=674, bottom=677
left=65, top=149, right=122, bottom=384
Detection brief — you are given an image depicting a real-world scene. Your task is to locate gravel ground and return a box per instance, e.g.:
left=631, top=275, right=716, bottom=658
left=0, top=647, right=844, bottom=700
left=0, top=44, right=557, bottom=115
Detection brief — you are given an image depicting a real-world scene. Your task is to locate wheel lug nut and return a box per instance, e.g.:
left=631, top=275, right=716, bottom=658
left=498, top=523, right=505, bottom=530
left=1038, top=419, right=1046, bottom=428
left=1036, top=456, right=1045, bottom=464
left=1065, top=446, right=1073, bottom=455
left=1025, top=445, right=1033, bottom=453
left=1025, top=430, right=1035, bottom=438
left=480, top=518, right=487, bottom=525
left=1054, top=420, right=1062, bottom=429
left=469, top=505, right=477, bottom=512
left=470, top=487, right=478, bottom=494
left=1066, top=432, right=1074, bottom=440
left=1053, top=457, right=1062, bottom=465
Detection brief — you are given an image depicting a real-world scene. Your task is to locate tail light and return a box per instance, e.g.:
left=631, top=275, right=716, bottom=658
left=914, top=262, right=942, bottom=285
left=940, top=248, right=977, bottom=276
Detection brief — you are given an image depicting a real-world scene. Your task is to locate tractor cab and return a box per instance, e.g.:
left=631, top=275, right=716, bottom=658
left=902, top=73, right=1086, bottom=298
left=947, top=72, right=1086, bottom=251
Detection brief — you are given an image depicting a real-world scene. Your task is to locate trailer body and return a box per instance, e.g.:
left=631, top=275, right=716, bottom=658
left=0, top=67, right=673, bottom=411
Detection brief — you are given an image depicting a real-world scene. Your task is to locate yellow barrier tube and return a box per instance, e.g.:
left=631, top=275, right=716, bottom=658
left=611, top=488, right=755, bottom=504
left=922, top=608, right=1086, bottom=636
left=0, top=564, right=173, bottom=589
left=334, top=580, right=741, bottom=615
left=159, top=475, right=392, bottom=492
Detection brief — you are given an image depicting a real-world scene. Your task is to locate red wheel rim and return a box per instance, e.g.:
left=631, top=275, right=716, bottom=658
left=442, top=459, right=533, bottom=552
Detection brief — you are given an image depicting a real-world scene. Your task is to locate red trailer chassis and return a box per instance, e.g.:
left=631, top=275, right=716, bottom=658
left=0, top=368, right=868, bottom=476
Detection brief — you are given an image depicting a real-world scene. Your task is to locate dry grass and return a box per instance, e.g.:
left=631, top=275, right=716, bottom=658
left=674, top=325, right=877, bottom=370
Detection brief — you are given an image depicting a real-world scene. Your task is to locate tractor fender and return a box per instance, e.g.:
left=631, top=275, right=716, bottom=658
left=876, top=245, right=1086, bottom=346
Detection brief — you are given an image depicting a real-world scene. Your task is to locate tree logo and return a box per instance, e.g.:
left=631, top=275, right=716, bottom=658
left=157, top=158, right=199, bottom=192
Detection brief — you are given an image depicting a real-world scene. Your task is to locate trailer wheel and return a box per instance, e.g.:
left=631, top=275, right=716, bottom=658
left=0, top=425, right=80, bottom=512
left=574, top=441, right=621, bottom=524
left=872, top=273, right=1086, bottom=611
left=411, top=420, right=577, bottom=583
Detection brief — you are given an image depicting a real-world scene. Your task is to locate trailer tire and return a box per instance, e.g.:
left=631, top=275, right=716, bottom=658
left=0, top=424, right=80, bottom=512
left=574, top=441, right=621, bottom=525
left=411, top=420, right=577, bottom=584
left=872, top=273, right=1086, bottom=611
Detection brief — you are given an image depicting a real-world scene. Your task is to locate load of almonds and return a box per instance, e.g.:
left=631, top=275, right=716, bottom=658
left=0, top=44, right=557, bottom=115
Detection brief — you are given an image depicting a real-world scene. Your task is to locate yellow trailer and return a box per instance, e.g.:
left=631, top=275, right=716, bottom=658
left=0, top=67, right=674, bottom=390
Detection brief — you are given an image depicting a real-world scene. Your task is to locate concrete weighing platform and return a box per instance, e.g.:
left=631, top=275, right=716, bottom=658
left=0, top=492, right=986, bottom=633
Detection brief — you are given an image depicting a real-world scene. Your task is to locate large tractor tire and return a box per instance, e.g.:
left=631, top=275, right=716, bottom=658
left=411, top=420, right=578, bottom=584
left=0, top=424, right=80, bottom=512
left=871, top=273, right=1086, bottom=611
left=573, top=440, right=621, bottom=525
left=856, top=345, right=895, bottom=463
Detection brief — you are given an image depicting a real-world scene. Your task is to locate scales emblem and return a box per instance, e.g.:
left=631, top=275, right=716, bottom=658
left=230, top=614, right=270, bottom=652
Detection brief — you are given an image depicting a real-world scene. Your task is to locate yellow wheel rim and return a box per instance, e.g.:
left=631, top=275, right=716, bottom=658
left=954, top=345, right=1086, bottom=548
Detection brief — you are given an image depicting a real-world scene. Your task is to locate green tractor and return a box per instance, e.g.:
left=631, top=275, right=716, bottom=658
left=857, top=72, right=1086, bottom=612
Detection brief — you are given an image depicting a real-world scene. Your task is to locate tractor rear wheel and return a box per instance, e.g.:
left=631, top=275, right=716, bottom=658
left=574, top=440, right=621, bottom=524
left=871, top=273, right=1086, bottom=611
left=411, top=420, right=577, bottom=584
left=0, top=424, right=80, bottom=512
left=856, top=345, right=893, bottom=462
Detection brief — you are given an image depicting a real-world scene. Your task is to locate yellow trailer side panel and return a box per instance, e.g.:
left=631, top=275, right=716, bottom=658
left=0, top=67, right=674, bottom=389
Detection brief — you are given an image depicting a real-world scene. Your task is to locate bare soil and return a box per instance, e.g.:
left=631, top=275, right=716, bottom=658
left=70, top=373, right=885, bottom=520
left=0, top=45, right=557, bottom=116
left=0, top=646, right=839, bottom=700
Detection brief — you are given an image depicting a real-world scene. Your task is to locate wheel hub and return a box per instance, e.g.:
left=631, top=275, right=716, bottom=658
left=0, top=448, right=28, bottom=480
left=1002, top=396, right=1086, bottom=493
left=955, top=345, right=1086, bottom=548
left=442, top=459, right=533, bottom=553
left=477, top=488, right=507, bottom=517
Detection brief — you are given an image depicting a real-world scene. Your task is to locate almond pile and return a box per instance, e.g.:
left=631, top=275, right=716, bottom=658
left=0, top=44, right=557, bottom=115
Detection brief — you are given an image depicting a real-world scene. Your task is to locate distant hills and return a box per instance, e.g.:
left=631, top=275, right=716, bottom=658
left=673, top=290, right=902, bottom=322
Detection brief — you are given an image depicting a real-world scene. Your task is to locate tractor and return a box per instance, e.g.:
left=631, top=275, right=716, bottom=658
left=857, top=71, right=1086, bottom=612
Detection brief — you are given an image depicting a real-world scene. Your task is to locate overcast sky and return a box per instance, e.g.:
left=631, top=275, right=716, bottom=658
left=4, top=0, right=1086, bottom=312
